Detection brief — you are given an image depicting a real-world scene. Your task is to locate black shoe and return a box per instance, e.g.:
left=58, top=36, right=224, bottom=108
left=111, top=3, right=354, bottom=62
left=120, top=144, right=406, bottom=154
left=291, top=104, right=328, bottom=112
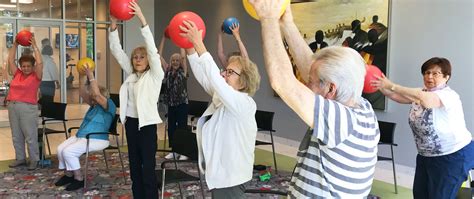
left=54, top=175, right=75, bottom=186
left=65, top=179, right=84, bottom=191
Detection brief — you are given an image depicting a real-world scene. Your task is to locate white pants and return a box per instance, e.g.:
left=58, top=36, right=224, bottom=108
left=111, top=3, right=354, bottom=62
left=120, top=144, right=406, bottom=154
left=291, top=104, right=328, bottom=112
left=57, top=136, right=109, bottom=171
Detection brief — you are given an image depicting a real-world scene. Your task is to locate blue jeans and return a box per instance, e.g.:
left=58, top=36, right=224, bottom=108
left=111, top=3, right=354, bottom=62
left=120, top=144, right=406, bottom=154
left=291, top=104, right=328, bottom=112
left=413, top=141, right=474, bottom=199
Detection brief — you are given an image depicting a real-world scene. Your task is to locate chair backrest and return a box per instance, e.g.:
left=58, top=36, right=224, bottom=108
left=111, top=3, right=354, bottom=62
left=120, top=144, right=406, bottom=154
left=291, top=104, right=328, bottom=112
left=109, top=114, right=120, bottom=134
left=255, top=110, right=275, bottom=132
left=188, top=100, right=208, bottom=117
left=109, top=93, right=120, bottom=108
left=40, top=102, right=67, bottom=120
left=378, top=120, right=396, bottom=144
left=172, top=128, right=198, bottom=160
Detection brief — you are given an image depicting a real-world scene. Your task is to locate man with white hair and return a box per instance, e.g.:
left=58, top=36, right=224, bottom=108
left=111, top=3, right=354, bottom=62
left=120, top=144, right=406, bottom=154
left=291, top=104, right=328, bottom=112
left=249, top=0, right=380, bottom=198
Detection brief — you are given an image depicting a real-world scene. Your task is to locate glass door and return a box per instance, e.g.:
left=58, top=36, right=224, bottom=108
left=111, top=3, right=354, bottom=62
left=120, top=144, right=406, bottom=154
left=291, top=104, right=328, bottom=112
left=17, top=21, right=66, bottom=103
left=0, top=19, right=16, bottom=109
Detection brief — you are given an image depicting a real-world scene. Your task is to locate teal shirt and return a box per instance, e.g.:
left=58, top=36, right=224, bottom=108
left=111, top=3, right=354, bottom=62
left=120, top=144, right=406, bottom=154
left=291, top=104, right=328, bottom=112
left=76, top=99, right=116, bottom=140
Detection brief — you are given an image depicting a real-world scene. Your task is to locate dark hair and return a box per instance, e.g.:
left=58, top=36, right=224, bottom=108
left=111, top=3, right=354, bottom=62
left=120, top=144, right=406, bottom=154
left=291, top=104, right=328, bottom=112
left=421, top=57, right=451, bottom=78
left=19, top=55, right=36, bottom=66
left=42, top=45, right=53, bottom=56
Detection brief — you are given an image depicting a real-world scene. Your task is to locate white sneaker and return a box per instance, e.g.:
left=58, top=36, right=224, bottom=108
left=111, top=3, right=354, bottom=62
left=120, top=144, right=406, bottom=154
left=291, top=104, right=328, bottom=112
left=178, top=155, right=189, bottom=160
left=164, top=153, right=178, bottom=160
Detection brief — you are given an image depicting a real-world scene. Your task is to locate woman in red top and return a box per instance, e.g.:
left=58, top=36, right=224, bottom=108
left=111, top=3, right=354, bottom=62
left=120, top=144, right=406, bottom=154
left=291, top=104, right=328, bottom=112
left=7, top=36, right=43, bottom=170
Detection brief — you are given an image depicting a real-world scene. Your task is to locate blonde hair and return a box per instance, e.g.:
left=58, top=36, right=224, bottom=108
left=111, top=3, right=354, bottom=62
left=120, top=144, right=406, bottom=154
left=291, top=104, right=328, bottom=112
left=130, top=46, right=150, bottom=73
left=228, top=56, right=260, bottom=96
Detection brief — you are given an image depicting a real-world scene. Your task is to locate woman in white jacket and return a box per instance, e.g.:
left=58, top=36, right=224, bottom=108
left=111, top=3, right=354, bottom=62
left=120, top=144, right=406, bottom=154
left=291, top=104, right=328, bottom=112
left=180, top=20, right=261, bottom=198
left=108, top=2, right=164, bottom=199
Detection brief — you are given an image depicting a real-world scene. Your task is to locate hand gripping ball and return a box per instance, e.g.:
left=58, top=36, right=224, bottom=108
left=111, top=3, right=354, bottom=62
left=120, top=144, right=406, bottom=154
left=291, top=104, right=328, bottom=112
left=168, top=11, right=206, bottom=48
left=242, top=0, right=290, bottom=20
left=222, top=17, right=239, bottom=35
left=110, top=0, right=136, bottom=21
left=363, top=65, right=383, bottom=94
left=16, top=30, right=33, bottom=46
left=76, top=57, right=96, bottom=75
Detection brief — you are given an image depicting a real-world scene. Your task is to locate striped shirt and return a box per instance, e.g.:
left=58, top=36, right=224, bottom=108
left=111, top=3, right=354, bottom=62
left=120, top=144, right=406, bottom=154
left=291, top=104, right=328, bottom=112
left=289, top=95, right=379, bottom=198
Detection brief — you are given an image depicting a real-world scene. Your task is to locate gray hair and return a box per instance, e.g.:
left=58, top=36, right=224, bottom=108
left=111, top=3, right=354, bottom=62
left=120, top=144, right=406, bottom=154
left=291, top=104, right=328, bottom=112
left=84, top=84, right=110, bottom=98
left=313, top=46, right=366, bottom=105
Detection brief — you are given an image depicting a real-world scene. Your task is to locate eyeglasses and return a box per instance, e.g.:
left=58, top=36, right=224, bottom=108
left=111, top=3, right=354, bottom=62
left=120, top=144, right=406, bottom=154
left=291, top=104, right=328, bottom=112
left=423, top=71, right=443, bottom=77
left=220, top=68, right=241, bottom=77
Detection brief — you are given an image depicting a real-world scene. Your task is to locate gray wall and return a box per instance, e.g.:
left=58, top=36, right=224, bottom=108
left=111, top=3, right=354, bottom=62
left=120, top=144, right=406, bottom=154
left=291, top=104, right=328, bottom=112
left=124, top=0, right=155, bottom=58
left=155, top=0, right=474, bottom=168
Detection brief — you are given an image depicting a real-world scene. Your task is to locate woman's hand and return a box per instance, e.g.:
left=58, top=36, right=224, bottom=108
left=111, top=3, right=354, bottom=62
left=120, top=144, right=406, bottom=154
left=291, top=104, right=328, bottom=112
left=371, top=74, right=394, bottom=91
left=30, top=36, right=38, bottom=49
left=110, top=15, right=118, bottom=31
left=179, top=20, right=203, bottom=45
left=84, top=63, right=94, bottom=80
left=249, top=0, right=286, bottom=20
left=129, top=1, right=147, bottom=26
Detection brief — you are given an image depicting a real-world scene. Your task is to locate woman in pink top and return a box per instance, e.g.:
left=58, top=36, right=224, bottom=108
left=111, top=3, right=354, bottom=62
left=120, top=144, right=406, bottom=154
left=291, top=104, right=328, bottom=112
left=7, top=36, right=43, bottom=170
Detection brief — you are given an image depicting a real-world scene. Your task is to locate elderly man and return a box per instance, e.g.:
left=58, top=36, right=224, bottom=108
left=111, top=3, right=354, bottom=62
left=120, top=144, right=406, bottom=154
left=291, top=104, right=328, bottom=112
left=249, top=0, right=380, bottom=198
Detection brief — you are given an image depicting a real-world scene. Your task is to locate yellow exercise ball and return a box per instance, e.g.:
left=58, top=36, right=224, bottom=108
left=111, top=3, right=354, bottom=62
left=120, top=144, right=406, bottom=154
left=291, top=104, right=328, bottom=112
left=76, top=57, right=95, bottom=75
left=242, top=0, right=290, bottom=20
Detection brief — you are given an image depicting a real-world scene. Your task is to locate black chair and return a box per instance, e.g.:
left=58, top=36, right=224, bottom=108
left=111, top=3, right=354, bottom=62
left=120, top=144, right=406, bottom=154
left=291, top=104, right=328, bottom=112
left=68, top=114, right=126, bottom=190
left=377, top=120, right=398, bottom=194
left=109, top=93, right=124, bottom=146
left=156, top=128, right=205, bottom=199
left=255, top=110, right=278, bottom=174
left=39, top=102, right=68, bottom=156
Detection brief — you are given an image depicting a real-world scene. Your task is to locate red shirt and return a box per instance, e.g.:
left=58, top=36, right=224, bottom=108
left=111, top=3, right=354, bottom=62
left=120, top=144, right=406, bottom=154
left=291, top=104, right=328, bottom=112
left=7, top=70, right=41, bottom=105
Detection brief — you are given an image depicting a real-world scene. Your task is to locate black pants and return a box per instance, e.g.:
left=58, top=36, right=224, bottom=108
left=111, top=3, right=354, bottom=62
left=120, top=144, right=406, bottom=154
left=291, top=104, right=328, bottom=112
left=125, top=117, right=158, bottom=199
left=167, top=103, right=188, bottom=148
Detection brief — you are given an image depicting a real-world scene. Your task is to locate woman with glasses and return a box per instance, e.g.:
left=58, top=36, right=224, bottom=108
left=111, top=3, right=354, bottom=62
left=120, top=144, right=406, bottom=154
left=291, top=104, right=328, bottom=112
left=372, top=57, right=474, bottom=199
left=180, top=20, right=260, bottom=198
left=158, top=34, right=189, bottom=160
left=108, top=2, right=164, bottom=199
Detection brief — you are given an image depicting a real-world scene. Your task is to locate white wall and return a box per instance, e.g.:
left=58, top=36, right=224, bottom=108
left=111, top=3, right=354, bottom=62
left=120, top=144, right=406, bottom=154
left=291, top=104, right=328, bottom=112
left=154, top=0, right=474, bottom=168
left=124, top=0, right=155, bottom=62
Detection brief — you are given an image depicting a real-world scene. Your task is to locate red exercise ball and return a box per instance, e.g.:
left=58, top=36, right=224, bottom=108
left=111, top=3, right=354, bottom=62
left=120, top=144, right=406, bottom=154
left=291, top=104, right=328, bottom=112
left=110, top=0, right=136, bottom=21
left=168, top=11, right=206, bottom=49
left=16, top=30, right=32, bottom=46
left=363, top=65, right=383, bottom=94
left=164, top=26, right=170, bottom=39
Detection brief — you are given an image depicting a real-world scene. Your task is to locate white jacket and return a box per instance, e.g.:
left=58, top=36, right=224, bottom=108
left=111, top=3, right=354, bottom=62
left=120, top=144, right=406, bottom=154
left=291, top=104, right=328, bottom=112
left=187, top=52, right=257, bottom=189
left=109, top=25, right=164, bottom=128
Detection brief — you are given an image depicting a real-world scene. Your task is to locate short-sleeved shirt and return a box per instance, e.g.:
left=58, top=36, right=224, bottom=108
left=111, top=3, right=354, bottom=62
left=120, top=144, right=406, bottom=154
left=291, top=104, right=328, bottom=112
left=409, top=86, right=472, bottom=156
left=7, top=70, right=41, bottom=104
left=163, top=68, right=188, bottom=106
left=76, top=99, right=116, bottom=140
left=289, top=95, right=379, bottom=198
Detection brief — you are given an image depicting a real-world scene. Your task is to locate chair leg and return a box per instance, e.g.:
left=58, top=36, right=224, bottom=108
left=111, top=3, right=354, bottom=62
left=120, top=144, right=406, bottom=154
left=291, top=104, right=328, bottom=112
left=197, top=164, right=206, bottom=199
left=391, top=146, right=398, bottom=194
left=116, top=136, right=127, bottom=184
left=270, top=132, right=278, bottom=174
left=45, top=134, right=52, bottom=156
left=84, top=139, right=90, bottom=190
left=103, top=150, right=109, bottom=169
left=164, top=123, right=168, bottom=150
left=177, top=182, right=184, bottom=199
left=161, top=169, right=166, bottom=199
left=121, top=125, right=125, bottom=146
left=63, top=122, right=68, bottom=138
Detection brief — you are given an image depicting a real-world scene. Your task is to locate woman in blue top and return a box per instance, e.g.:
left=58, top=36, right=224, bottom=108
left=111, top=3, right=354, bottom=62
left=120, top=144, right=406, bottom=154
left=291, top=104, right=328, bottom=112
left=54, top=64, right=116, bottom=191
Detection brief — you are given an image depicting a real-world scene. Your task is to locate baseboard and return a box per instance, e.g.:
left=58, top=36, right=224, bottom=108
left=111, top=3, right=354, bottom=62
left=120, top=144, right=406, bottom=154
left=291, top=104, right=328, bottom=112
left=255, top=132, right=415, bottom=189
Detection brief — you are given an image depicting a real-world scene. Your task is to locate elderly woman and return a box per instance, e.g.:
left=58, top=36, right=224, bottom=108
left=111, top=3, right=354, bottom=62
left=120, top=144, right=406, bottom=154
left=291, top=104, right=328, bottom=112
left=158, top=35, right=189, bottom=160
left=54, top=65, right=116, bottom=191
left=109, top=2, right=164, bottom=198
left=7, top=36, right=43, bottom=171
left=180, top=20, right=260, bottom=198
left=371, top=57, right=474, bottom=199
left=249, top=0, right=379, bottom=198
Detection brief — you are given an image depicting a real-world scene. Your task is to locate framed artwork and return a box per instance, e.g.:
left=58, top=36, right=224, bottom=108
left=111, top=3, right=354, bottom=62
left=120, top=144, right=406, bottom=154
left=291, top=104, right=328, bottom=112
left=290, top=0, right=390, bottom=110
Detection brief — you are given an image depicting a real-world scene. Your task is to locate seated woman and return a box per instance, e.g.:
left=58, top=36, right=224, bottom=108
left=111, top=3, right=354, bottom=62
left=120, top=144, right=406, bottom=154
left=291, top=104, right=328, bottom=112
left=54, top=64, right=116, bottom=191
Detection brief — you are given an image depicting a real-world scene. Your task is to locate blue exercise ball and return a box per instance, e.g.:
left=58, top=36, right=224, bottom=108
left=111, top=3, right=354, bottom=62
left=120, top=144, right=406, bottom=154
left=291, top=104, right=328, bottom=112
left=222, top=17, right=239, bottom=35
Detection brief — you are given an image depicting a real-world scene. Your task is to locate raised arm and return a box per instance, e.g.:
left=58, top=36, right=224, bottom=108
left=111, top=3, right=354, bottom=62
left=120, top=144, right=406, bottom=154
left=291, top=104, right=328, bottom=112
left=371, top=74, right=442, bottom=108
left=31, top=36, right=43, bottom=80
left=180, top=48, right=188, bottom=76
left=84, top=64, right=108, bottom=109
left=278, top=6, right=313, bottom=82
left=109, top=15, right=132, bottom=74
left=158, top=34, right=169, bottom=71
left=217, top=31, right=228, bottom=67
left=231, top=23, right=249, bottom=59
left=251, top=0, right=316, bottom=127
left=130, top=1, right=164, bottom=79
left=7, top=39, right=19, bottom=75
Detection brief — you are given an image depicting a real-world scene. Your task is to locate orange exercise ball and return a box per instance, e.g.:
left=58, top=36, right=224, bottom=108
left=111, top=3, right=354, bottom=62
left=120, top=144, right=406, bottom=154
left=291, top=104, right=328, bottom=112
left=110, top=0, right=136, bottom=21
left=16, top=30, right=33, bottom=46
left=168, top=11, right=206, bottom=48
left=242, top=0, right=290, bottom=20
left=363, top=65, right=383, bottom=94
left=76, top=57, right=95, bottom=75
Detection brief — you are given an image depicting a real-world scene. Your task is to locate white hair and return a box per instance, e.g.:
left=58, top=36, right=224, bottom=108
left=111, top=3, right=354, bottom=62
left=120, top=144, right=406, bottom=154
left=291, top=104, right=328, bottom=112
left=313, top=46, right=366, bottom=105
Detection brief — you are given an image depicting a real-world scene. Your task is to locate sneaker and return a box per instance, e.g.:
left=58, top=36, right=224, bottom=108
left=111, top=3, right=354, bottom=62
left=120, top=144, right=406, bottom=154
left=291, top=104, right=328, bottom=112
left=8, top=160, right=26, bottom=168
left=65, top=179, right=84, bottom=191
left=55, top=175, right=75, bottom=186
left=164, top=152, right=179, bottom=160
left=178, top=155, right=189, bottom=160
left=27, top=161, right=38, bottom=171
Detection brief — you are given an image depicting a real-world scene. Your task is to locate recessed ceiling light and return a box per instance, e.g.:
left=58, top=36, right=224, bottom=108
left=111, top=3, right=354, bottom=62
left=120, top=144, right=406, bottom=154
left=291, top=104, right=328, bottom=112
left=10, top=0, right=34, bottom=4
left=0, top=4, right=16, bottom=8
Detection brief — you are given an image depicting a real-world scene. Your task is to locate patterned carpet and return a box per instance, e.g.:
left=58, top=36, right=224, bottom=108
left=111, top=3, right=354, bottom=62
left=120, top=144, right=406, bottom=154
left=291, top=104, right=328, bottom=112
left=0, top=152, right=292, bottom=199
